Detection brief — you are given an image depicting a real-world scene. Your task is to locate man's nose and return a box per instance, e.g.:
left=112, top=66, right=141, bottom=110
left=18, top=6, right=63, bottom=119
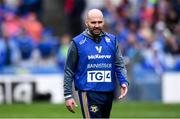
left=94, top=23, right=99, bottom=27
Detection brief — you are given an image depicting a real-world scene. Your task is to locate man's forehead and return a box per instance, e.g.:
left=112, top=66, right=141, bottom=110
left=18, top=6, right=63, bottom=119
left=88, top=17, right=104, bottom=22
left=87, top=9, right=104, bottom=20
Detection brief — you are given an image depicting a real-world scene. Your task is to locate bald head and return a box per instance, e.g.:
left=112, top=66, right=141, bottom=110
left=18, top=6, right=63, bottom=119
left=85, top=9, right=105, bottom=36
left=86, top=9, right=104, bottom=21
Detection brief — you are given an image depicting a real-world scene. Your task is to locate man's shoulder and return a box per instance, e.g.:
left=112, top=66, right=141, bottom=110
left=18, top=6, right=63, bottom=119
left=104, top=32, right=116, bottom=39
left=103, top=32, right=117, bottom=44
left=72, top=33, right=87, bottom=45
left=73, top=33, right=84, bottom=40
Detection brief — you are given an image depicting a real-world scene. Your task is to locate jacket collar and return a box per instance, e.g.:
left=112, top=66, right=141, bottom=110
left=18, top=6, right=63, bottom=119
left=82, top=29, right=106, bottom=43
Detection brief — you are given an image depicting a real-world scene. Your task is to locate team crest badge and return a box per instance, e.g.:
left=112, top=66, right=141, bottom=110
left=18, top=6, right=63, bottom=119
left=90, top=105, right=98, bottom=113
left=105, top=37, right=110, bottom=42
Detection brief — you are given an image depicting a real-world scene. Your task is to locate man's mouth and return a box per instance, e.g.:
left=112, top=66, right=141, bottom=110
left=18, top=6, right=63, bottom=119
left=93, top=29, right=101, bottom=33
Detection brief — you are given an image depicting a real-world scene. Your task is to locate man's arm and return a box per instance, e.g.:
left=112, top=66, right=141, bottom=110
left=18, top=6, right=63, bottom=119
left=114, top=38, right=129, bottom=99
left=115, top=38, right=129, bottom=86
left=64, top=41, right=78, bottom=100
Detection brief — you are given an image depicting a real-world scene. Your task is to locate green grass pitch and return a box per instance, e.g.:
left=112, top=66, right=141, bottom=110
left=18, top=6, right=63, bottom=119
left=0, top=102, right=179, bottom=118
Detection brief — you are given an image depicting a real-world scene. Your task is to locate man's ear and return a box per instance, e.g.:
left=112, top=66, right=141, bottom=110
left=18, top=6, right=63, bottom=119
left=85, top=20, right=88, bottom=27
left=102, top=19, right=105, bottom=26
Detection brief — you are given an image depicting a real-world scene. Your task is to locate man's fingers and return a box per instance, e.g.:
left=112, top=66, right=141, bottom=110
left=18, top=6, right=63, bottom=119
left=118, top=91, right=126, bottom=99
left=73, top=101, right=78, bottom=107
left=67, top=105, right=75, bottom=113
left=118, top=95, right=123, bottom=99
left=118, top=94, right=125, bottom=99
left=65, top=98, right=77, bottom=113
left=69, top=108, right=75, bottom=113
left=123, top=88, right=128, bottom=96
left=67, top=101, right=78, bottom=113
left=70, top=110, right=75, bottom=113
left=118, top=86, right=128, bottom=100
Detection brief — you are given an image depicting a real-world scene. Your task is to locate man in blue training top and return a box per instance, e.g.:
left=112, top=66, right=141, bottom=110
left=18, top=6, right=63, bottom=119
left=64, top=8, right=129, bottom=118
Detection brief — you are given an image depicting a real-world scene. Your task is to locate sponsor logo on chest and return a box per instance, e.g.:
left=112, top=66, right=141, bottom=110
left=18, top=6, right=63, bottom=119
left=87, top=70, right=111, bottom=82
left=87, top=46, right=111, bottom=60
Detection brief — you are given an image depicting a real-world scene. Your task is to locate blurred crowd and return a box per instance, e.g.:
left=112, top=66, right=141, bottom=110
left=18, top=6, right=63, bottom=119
left=0, top=0, right=180, bottom=76
left=0, top=0, right=72, bottom=74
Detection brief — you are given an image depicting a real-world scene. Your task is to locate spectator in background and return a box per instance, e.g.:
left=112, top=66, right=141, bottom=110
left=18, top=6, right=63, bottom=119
left=0, top=0, right=21, bottom=14
left=101, top=0, right=118, bottom=33
left=2, top=12, right=21, bottom=38
left=116, top=0, right=131, bottom=22
left=138, top=0, right=155, bottom=25
left=64, top=0, right=86, bottom=36
left=170, top=0, right=180, bottom=20
left=17, top=0, right=43, bottom=20
left=22, top=13, right=43, bottom=43
left=0, top=29, right=7, bottom=68
left=57, top=33, right=71, bottom=70
left=165, top=3, right=179, bottom=33
left=173, top=23, right=180, bottom=54
left=0, top=27, right=20, bottom=67
left=15, top=28, right=36, bottom=68
left=37, top=30, right=57, bottom=68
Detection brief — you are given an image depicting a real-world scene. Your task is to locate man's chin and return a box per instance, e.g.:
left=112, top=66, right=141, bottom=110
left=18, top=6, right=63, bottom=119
left=93, top=31, right=101, bottom=36
left=88, top=29, right=101, bottom=37
left=94, top=32, right=100, bottom=35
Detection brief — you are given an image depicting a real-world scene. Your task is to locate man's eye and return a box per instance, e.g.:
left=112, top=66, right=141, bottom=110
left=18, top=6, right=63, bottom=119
left=91, top=22, right=96, bottom=24
left=91, top=21, right=102, bottom=24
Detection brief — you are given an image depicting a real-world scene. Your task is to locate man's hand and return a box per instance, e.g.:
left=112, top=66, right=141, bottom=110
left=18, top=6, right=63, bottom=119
left=118, top=84, right=128, bottom=99
left=65, top=98, right=78, bottom=113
